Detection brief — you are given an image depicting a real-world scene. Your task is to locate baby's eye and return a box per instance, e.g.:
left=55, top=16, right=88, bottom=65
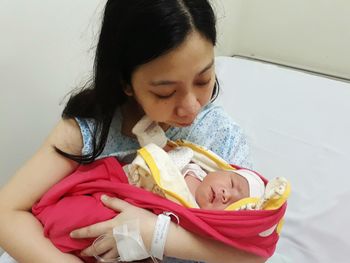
left=231, top=179, right=234, bottom=188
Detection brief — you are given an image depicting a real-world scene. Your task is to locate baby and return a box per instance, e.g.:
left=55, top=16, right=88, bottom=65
left=123, top=142, right=265, bottom=211
left=124, top=115, right=266, bottom=211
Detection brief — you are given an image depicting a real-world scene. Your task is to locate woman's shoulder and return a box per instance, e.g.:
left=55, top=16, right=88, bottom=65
left=74, top=116, right=97, bottom=156
left=75, top=109, right=139, bottom=159
left=53, top=118, right=84, bottom=155
left=198, top=102, right=235, bottom=120
left=191, top=103, right=242, bottom=137
left=190, top=104, right=252, bottom=167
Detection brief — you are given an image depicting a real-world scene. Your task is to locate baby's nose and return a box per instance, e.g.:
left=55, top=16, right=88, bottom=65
left=220, top=188, right=230, bottom=204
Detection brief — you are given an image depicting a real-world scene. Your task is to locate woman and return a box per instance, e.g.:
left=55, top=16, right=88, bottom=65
left=0, top=1, right=263, bottom=262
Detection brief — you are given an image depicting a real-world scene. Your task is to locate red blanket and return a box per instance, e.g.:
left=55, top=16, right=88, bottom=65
left=32, top=157, right=287, bottom=260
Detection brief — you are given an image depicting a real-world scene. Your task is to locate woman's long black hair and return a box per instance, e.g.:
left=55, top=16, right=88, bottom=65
left=56, top=0, right=218, bottom=163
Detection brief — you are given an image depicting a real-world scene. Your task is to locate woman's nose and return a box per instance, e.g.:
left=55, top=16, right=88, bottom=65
left=176, top=92, right=201, bottom=118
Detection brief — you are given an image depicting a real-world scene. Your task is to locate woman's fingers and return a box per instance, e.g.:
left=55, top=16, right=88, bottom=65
left=99, top=247, right=119, bottom=262
left=70, top=196, right=132, bottom=239
left=101, top=194, right=131, bottom=211
left=70, top=218, right=114, bottom=239
left=81, top=234, right=117, bottom=258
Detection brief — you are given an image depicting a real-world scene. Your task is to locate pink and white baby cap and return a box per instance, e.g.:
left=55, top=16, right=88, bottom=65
left=234, top=169, right=265, bottom=198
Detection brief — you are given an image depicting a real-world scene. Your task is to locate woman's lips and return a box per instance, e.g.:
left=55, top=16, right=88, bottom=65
left=176, top=122, right=193, bottom=127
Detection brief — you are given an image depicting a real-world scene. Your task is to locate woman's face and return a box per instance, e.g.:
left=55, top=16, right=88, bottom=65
left=130, top=31, right=215, bottom=128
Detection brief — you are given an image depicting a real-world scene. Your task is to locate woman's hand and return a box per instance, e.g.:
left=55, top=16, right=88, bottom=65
left=70, top=195, right=265, bottom=263
left=70, top=195, right=157, bottom=260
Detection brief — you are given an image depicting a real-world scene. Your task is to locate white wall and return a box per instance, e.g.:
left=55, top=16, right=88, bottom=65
left=0, top=0, right=105, bottom=186
left=214, top=0, right=350, bottom=79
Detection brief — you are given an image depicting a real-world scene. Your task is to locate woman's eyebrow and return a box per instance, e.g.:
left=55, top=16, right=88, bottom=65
left=150, top=80, right=178, bottom=86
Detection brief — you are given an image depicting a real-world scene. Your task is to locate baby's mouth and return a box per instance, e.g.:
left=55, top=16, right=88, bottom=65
left=210, top=187, right=215, bottom=203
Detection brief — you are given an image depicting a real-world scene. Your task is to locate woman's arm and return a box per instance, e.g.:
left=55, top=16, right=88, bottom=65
left=72, top=196, right=266, bottom=263
left=165, top=220, right=266, bottom=263
left=0, top=119, right=84, bottom=263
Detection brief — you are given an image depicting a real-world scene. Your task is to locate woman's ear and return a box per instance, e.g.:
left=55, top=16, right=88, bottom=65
left=124, top=85, right=133, bottom=96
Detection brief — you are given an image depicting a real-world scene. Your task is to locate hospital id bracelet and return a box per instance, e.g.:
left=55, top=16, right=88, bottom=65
left=150, top=212, right=172, bottom=260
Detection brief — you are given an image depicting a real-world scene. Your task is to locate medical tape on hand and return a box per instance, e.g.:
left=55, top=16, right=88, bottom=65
left=150, top=212, right=172, bottom=260
left=113, top=219, right=150, bottom=262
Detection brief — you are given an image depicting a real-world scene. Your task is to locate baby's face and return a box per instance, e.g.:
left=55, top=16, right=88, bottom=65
left=195, top=170, right=249, bottom=210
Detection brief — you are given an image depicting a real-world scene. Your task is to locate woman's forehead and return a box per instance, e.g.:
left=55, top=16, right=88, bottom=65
left=133, top=32, right=214, bottom=79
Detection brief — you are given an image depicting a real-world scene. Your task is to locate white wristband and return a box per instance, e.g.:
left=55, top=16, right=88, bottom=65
left=150, top=213, right=171, bottom=260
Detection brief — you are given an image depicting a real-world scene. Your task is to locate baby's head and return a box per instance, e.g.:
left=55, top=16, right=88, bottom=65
left=195, top=169, right=265, bottom=210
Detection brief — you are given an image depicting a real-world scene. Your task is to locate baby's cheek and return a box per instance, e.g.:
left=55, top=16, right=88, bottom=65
left=232, top=190, right=245, bottom=203
left=211, top=203, right=227, bottom=210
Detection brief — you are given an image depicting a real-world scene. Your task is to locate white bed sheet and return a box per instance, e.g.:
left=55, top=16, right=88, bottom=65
left=215, top=56, right=350, bottom=263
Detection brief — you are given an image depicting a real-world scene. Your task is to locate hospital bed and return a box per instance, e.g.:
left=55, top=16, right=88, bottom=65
left=215, top=56, right=350, bottom=263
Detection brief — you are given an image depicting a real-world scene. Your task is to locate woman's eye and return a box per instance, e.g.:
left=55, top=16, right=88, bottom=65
left=154, top=92, right=175, bottom=99
left=195, top=79, right=211, bottom=86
